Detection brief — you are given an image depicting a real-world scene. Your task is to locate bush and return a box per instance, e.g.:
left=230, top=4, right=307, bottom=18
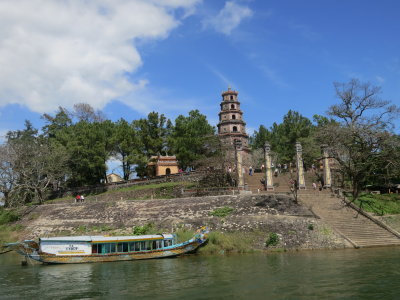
left=209, top=206, right=234, bottom=217
left=133, top=223, right=155, bottom=235
left=175, top=227, right=195, bottom=243
left=265, top=232, right=279, bottom=247
left=198, top=231, right=254, bottom=254
left=0, top=208, right=20, bottom=225
left=308, top=224, right=314, bottom=230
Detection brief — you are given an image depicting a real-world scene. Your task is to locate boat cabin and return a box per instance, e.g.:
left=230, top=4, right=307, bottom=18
left=39, top=234, right=176, bottom=256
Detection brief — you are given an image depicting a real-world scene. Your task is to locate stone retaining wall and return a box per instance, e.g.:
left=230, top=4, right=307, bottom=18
left=19, top=194, right=349, bottom=250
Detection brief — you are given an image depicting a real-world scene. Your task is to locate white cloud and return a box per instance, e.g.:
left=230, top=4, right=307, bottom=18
left=203, top=1, right=253, bottom=35
left=0, top=0, right=200, bottom=113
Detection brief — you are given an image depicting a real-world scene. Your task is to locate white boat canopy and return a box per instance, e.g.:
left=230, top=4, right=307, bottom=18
left=39, top=234, right=175, bottom=243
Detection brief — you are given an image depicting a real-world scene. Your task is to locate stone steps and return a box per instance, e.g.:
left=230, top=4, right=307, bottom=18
left=244, top=172, right=400, bottom=247
left=299, top=193, right=400, bottom=248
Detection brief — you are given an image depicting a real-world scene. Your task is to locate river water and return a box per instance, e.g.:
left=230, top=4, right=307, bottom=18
left=1, top=247, right=400, bottom=299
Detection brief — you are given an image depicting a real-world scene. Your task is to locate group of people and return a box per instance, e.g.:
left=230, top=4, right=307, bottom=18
left=75, top=195, right=85, bottom=203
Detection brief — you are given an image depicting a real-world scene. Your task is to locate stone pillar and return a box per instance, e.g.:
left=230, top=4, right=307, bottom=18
left=235, top=139, right=244, bottom=188
left=295, top=142, right=306, bottom=190
left=264, top=142, right=274, bottom=191
left=321, top=144, right=332, bottom=188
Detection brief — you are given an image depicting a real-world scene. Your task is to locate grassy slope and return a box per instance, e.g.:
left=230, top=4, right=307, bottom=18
left=353, top=193, right=400, bottom=215
left=47, top=181, right=194, bottom=203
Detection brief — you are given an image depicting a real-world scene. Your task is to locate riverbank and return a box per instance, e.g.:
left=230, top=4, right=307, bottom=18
left=1, top=193, right=352, bottom=253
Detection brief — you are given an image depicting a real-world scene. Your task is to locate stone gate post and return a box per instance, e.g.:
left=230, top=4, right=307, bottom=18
left=296, top=142, right=306, bottom=190
left=321, top=144, right=332, bottom=188
left=235, top=139, right=244, bottom=188
left=264, top=142, right=274, bottom=191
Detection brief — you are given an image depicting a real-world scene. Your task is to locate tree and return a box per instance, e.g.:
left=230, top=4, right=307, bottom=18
left=112, top=118, right=140, bottom=180
left=251, top=110, right=315, bottom=165
left=168, top=110, right=215, bottom=168
left=3, top=122, right=70, bottom=206
left=0, top=144, right=18, bottom=207
left=133, top=112, right=172, bottom=177
left=42, top=107, right=72, bottom=139
left=250, top=125, right=270, bottom=150
left=65, top=121, right=114, bottom=187
left=10, top=139, right=69, bottom=205
left=318, top=79, right=400, bottom=199
left=73, top=103, right=106, bottom=123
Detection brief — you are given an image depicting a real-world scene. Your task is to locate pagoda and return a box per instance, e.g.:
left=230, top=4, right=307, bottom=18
left=217, top=87, right=251, bottom=165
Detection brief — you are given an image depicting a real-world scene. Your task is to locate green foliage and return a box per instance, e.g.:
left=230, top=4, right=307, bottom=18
left=307, top=224, right=314, bottom=230
left=175, top=227, right=195, bottom=243
left=265, top=232, right=279, bottom=247
left=112, top=119, right=140, bottom=180
left=91, top=224, right=114, bottom=232
left=198, top=231, right=255, bottom=254
left=0, top=208, right=20, bottom=225
left=353, top=193, right=400, bottom=216
left=251, top=110, right=317, bottom=165
left=133, top=223, right=155, bottom=235
left=76, top=225, right=88, bottom=233
left=65, top=120, right=114, bottom=187
left=209, top=206, right=234, bottom=217
left=168, top=110, right=215, bottom=169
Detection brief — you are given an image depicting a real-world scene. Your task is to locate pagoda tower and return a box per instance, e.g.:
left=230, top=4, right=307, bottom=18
left=217, top=87, right=251, bottom=166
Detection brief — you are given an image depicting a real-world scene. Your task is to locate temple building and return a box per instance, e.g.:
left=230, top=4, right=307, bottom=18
left=217, top=87, right=251, bottom=166
left=147, top=155, right=179, bottom=177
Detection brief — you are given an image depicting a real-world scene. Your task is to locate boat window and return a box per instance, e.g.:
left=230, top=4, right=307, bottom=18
left=117, top=243, right=123, bottom=252
left=110, top=243, right=116, bottom=253
left=152, top=241, right=157, bottom=249
left=128, top=242, right=135, bottom=252
left=140, top=241, right=146, bottom=251
left=103, top=243, right=115, bottom=253
left=135, top=242, right=140, bottom=251
left=164, top=240, right=172, bottom=247
left=122, top=242, right=129, bottom=252
left=145, top=241, right=151, bottom=251
left=98, top=244, right=103, bottom=254
left=92, top=244, right=98, bottom=253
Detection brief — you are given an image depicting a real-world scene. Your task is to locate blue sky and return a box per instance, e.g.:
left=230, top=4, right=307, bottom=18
left=1, top=0, right=399, bottom=143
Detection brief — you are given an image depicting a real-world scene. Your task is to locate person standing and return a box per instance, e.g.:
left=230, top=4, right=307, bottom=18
left=312, top=182, right=317, bottom=190
left=249, top=166, right=253, bottom=176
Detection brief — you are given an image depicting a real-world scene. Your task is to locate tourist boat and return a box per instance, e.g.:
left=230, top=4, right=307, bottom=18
left=3, top=227, right=208, bottom=264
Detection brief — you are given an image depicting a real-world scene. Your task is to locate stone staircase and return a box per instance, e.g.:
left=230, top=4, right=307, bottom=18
left=244, top=172, right=400, bottom=248
left=299, top=192, right=400, bottom=248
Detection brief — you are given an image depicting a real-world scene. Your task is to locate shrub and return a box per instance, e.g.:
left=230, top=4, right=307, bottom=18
left=0, top=208, right=20, bottom=225
left=209, top=206, right=234, bottom=217
left=175, top=227, right=195, bottom=243
left=308, top=224, right=314, bottom=230
left=133, top=223, right=155, bottom=235
left=265, top=232, right=279, bottom=247
left=198, top=231, right=254, bottom=254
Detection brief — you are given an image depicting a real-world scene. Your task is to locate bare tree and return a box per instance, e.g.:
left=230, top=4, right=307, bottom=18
left=0, top=144, right=18, bottom=207
left=73, top=103, right=106, bottom=123
left=3, top=140, right=70, bottom=206
left=318, top=79, right=400, bottom=200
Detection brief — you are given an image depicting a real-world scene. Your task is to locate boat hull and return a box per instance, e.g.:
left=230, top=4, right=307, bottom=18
left=28, top=239, right=203, bottom=264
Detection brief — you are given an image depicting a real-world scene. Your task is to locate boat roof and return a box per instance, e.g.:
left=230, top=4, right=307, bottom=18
left=40, top=234, right=175, bottom=243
